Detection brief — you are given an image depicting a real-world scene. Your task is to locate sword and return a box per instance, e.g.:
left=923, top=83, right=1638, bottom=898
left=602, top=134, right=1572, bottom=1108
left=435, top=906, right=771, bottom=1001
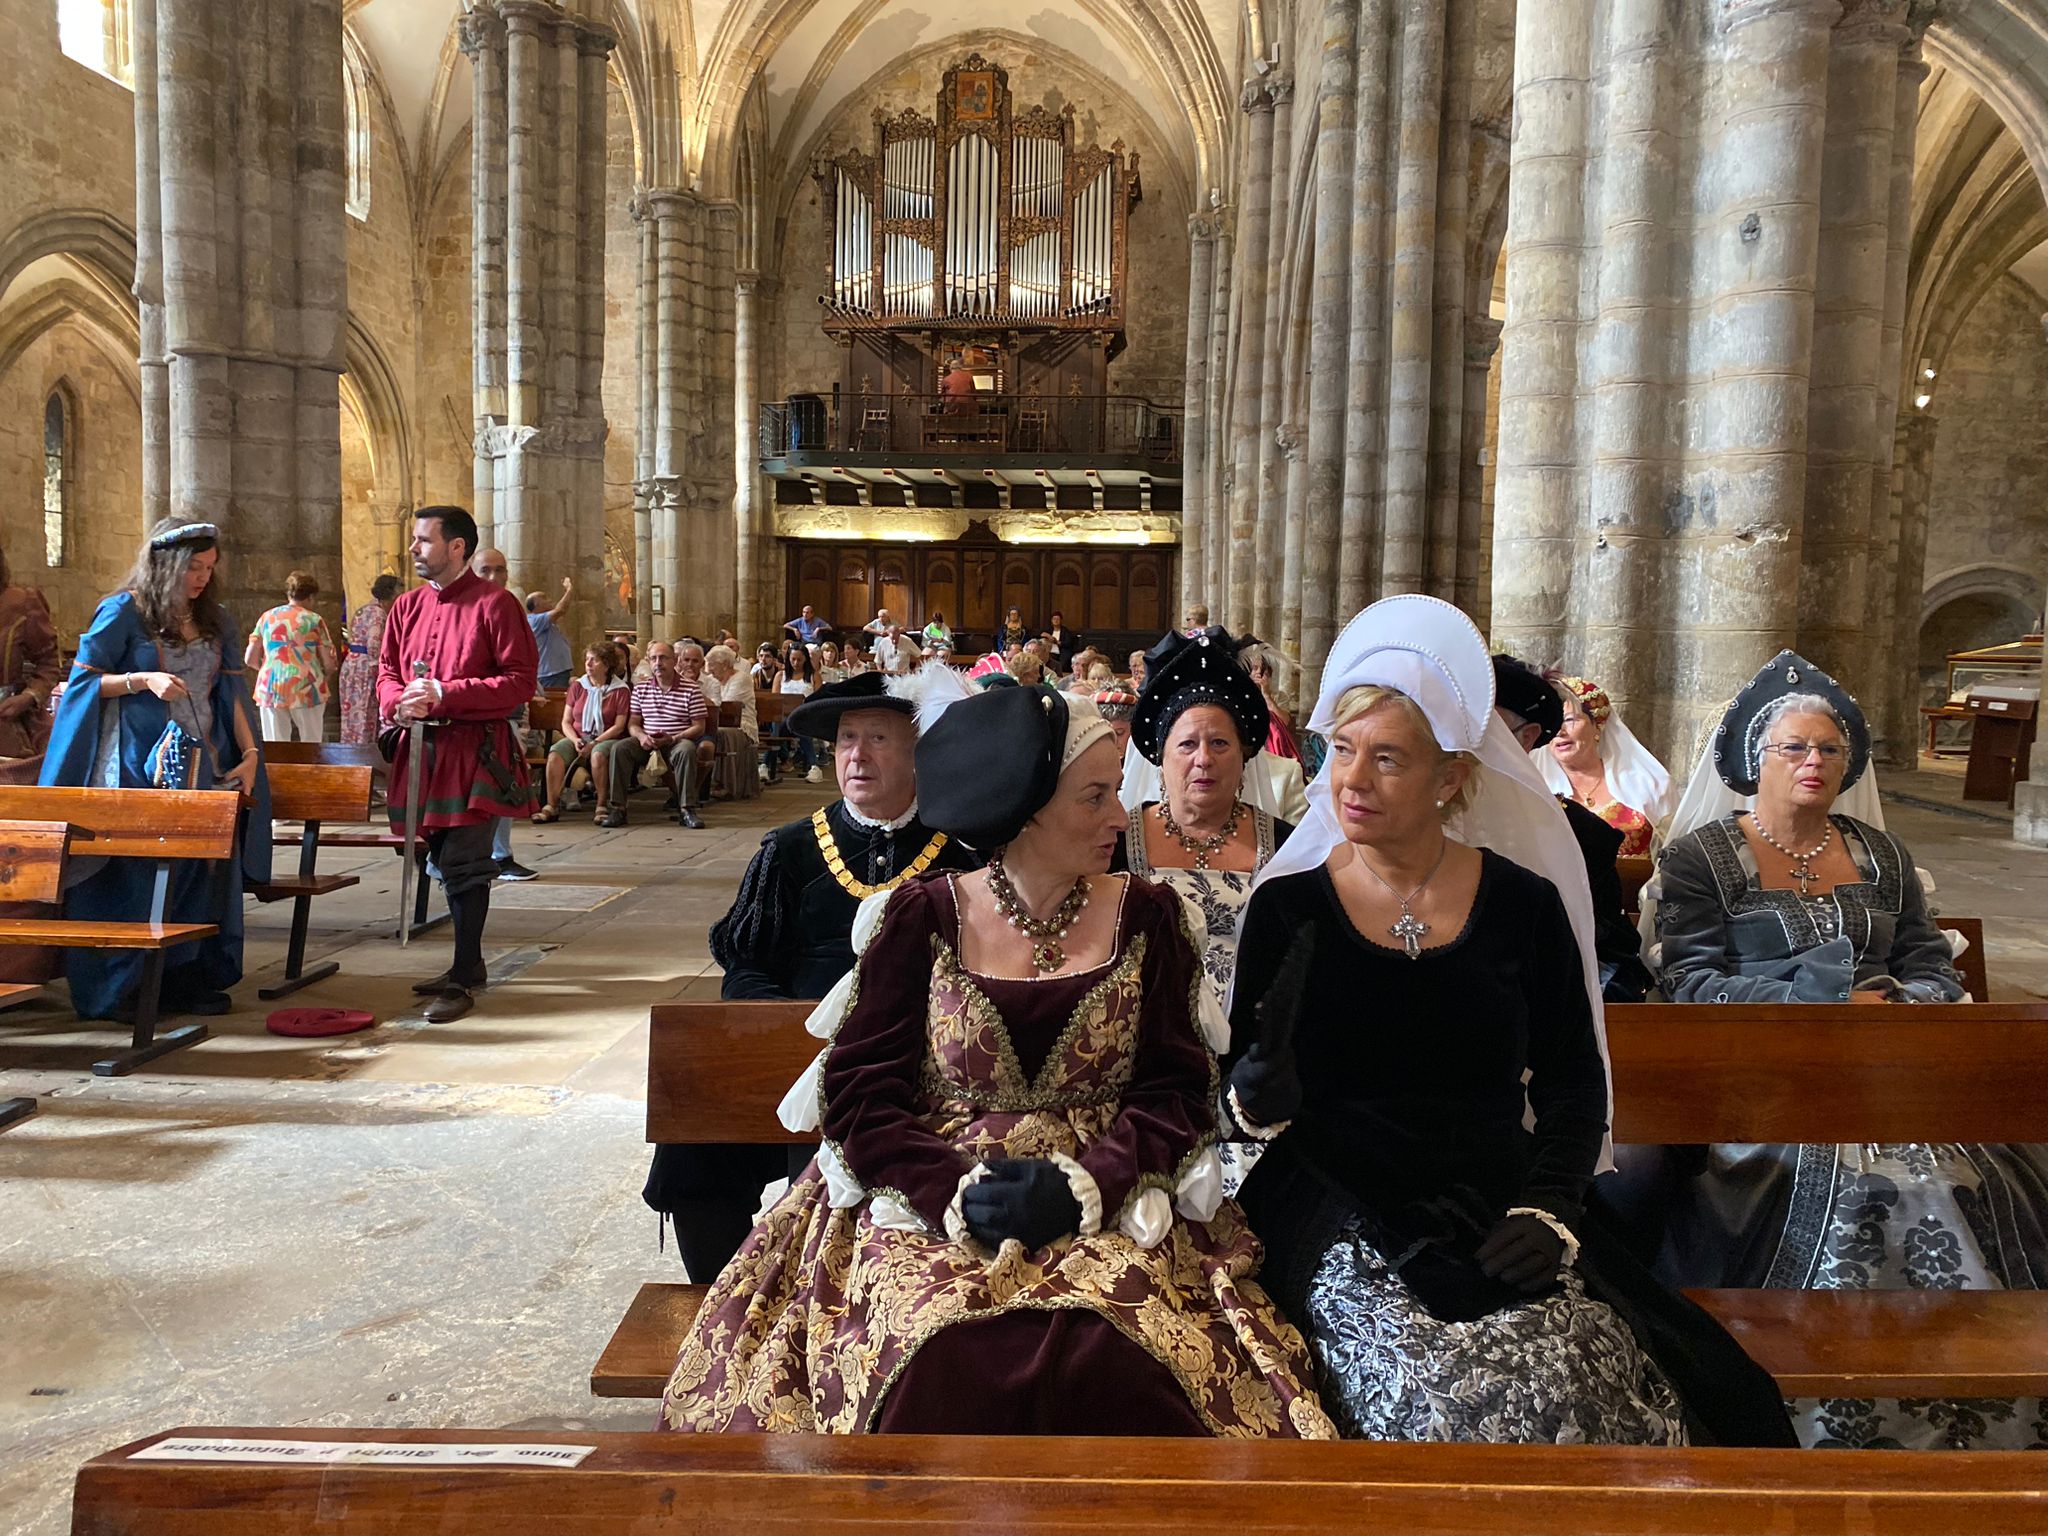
left=398, top=658, right=428, bottom=946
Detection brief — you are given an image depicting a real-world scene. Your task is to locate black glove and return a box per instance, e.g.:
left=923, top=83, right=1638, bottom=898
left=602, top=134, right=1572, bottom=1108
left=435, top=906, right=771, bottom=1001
left=1473, top=1213, right=1567, bottom=1291
left=1228, top=927, right=1315, bottom=1129
left=959, top=1158, right=1083, bottom=1250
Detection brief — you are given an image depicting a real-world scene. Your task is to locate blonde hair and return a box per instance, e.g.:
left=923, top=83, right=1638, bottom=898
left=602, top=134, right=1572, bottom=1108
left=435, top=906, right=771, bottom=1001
left=1329, top=684, right=1479, bottom=819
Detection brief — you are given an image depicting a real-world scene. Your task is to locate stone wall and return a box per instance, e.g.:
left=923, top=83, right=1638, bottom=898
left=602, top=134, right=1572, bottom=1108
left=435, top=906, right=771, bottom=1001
left=1922, top=274, right=2048, bottom=619
left=0, top=321, right=144, bottom=642
left=599, top=77, right=639, bottom=632
left=0, top=0, right=136, bottom=274
left=763, top=42, right=1191, bottom=409
left=418, top=163, right=477, bottom=513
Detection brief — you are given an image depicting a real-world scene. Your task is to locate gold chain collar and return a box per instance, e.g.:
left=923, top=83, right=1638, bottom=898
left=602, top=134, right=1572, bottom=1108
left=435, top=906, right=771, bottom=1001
left=813, top=807, right=949, bottom=899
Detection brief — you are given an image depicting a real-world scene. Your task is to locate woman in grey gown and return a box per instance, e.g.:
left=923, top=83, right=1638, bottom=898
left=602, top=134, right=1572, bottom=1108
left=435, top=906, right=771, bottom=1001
left=1651, top=650, right=2048, bottom=1451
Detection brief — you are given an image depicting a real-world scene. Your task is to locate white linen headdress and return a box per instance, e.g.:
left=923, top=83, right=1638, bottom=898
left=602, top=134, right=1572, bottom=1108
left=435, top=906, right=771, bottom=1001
left=1250, top=595, right=1614, bottom=1168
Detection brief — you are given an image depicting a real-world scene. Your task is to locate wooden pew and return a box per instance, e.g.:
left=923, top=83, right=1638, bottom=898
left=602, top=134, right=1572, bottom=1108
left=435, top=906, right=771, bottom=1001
left=0, top=818, right=71, bottom=1130
left=1616, top=854, right=1651, bottom=917
left=74, top=1425, right=2048, bottom=1535
left=261, top=743, right=448, bottom=941
left=590, top=998, right=2048, bottom=1402
left=1945, top=914, right=1991, bottom=1001
left=0, top=786, right=240, bottom=1075
left=250, top=762, right=374, bottom=1000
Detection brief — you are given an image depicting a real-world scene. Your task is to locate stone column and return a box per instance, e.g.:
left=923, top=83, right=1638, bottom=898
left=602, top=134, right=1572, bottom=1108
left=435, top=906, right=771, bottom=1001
left=635, top=188, right=740, bottom=638
left=631, top=194, right=656, bottom=644
left=1455, top=314, right=1502, bottom=629
left=463, top=0, right=612, bottom=645
left=132, top=0, right=348, bottom=624
left=1252, top=77, right=1295, bottom=643
left=1296, top=0, right=1358, bottom=696
left=1204, top=213, right=1233, bottom=605
left=1179, top=214, right=1219, bottom=620
left=734, top=273, right=772, bottom=646
left=1882, top=408, right=1937, bottom=770
left=1226, top=81, right=1279, bottom=630
left=1795, top=0, right=1913, bottom=691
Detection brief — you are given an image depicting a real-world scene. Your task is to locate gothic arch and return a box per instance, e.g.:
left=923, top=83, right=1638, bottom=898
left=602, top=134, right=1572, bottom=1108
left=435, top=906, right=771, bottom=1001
left=0, top=207, right=137, bottom=300
left=1921, top=562, right=2043, bottom=626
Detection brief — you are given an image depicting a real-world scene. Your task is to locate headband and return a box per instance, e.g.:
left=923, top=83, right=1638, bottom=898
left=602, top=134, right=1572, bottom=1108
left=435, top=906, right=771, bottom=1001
left=150, top=521, right=219, bottom=549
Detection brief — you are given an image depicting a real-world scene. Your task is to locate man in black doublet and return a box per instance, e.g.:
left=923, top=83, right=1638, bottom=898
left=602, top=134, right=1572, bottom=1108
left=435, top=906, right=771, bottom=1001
left=643, top=672, right=979, bottom=1279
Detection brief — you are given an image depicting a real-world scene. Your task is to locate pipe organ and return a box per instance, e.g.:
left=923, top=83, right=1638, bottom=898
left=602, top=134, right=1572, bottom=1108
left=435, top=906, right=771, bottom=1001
left=817, top=55, right=1141, bottom=337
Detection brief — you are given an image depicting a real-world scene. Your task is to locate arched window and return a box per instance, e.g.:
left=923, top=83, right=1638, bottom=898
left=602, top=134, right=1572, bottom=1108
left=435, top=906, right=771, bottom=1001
left=42, top=390, right=70, bottom=569
left=57, top=0, right=133, bottom=86
left=343, top=43, right=371, bottom=220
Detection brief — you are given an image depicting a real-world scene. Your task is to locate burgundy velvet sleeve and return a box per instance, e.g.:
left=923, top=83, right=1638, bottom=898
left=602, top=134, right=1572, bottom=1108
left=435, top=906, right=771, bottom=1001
left=820, top=879, right=975, bottom=1230
left=439, top=589, right=539, bottom=720
left=1076, top=880, right=1217, bottom=1221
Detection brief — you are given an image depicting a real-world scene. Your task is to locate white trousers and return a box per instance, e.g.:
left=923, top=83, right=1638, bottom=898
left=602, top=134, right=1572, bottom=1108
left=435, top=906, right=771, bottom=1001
left=260, top=703, right=326, bottom=743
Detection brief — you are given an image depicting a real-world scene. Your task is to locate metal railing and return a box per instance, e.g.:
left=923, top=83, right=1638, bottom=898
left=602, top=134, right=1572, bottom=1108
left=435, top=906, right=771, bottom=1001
left=762, top=392, right=1183, bottom=462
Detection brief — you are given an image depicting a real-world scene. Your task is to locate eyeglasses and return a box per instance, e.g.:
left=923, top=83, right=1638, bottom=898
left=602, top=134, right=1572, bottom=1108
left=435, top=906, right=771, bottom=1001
left=1763, top=741, right=1846, bottom=763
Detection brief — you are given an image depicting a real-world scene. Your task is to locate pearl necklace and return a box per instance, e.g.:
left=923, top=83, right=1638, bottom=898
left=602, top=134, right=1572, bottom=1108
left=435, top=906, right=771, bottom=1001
left=1158, top=799, right=1243, bottom=871
left=1750, top=812, right=1833, bottom=897
left=987, top=853, right=1090, bottom=974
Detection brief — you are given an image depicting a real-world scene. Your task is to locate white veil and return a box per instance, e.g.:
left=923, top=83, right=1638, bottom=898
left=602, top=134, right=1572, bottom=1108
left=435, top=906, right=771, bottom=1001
left=1249, top=596, right=1614, bottom=1170
left=1535, top=706, right=1679, bottom=827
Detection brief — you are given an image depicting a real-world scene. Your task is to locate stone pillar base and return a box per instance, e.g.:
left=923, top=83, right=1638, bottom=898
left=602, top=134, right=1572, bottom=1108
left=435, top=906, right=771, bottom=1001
left=2014, top=780, right=2048, bottom=847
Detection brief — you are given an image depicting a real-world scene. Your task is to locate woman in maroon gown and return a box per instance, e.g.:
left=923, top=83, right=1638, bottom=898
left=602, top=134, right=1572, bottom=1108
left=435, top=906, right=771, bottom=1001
left=660, top=686, right=1332, bottom=1438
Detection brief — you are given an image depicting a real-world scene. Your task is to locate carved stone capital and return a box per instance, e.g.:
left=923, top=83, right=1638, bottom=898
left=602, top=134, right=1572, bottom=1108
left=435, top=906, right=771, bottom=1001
left=1465, top=314, right=1504, bottom=367
left=1240, top=78, right=1279, bottom=114
left=1189, top=212, right=1223, bottom=240
left=457, top=7, right=504, bottom=55
left=1267, top=75, right=1295, bottom=107
left=1833, top=0, right=1911, bottom=47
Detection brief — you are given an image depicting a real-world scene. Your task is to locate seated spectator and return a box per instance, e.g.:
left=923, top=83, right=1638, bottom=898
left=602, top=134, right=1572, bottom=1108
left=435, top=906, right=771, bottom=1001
left=861, top=607, right=895, bottom=639
left=784, top=604, right=829, bottom=646
left=816, top=639, right=846, bottom=685
left=1044, top=611, right=1082, bottom=673
left=1129, top=648, right=1148, bottom=689
left=750, top=642, right=783, bottom=691
left=1092, top=687, right=1137, bottom=757
left=702, top=644, right=760, bottom=803
left=1182, top=603, right=1210, bottom=632
left=998, top=606, right=1030, bottom=651
left=768, top=644, right=823, bottom=783
left=1536, top=675, right=1675, bottom=858
left=535, top=641, right=629, bottom=824
left=843, top=644, right=870, bottom=677
left=608, top=640, right=710, bottom=829
left=921, top=611, right=953, bottom=649
left=1007, top=650, right=1048, bottom=689
left=872, top=622, right=912, bottom=675
left=1238, top=640, right=1301, bottom=762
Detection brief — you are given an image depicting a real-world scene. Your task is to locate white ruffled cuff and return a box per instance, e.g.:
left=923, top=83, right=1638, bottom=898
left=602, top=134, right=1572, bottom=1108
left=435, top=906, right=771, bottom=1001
left=817, top=1141, right=866, bottom=1210
left=1504, top=1206, right=1581, bottom=1271
left=1121, top=1188, right=1170, bottom=1248
left=1115, top=1148, right=1225, bottom=1250
left=1047, top=1153, right=1103, bottom=1237
left=777, top=1047, right=827, bottom=1133
left=1226, top=1084, right=1289, bottom=1141
left=943, top=1163, right=990, bottom=1245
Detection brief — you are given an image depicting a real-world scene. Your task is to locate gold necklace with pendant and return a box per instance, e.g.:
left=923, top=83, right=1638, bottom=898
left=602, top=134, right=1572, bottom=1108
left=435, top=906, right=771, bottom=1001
left=986, top=852, right=1090, bottom=973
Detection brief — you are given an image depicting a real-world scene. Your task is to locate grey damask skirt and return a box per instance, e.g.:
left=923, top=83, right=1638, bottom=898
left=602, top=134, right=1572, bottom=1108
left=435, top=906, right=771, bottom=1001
left=1304, top=1223, right=1689, bottom=1445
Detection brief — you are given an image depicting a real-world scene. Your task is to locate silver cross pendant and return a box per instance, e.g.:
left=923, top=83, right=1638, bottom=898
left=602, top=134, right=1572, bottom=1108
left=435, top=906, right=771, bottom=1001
left=1389, top=909, right=1429, bottom=960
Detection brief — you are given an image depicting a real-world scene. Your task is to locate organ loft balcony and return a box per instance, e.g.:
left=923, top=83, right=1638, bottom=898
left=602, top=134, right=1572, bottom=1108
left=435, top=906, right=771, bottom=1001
left=760, top=387, right=1184, bottom=517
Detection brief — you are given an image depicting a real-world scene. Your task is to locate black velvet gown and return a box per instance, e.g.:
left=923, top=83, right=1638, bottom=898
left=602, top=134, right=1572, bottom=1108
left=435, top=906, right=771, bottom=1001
left=1228, top=852, right=1796, bottom=1447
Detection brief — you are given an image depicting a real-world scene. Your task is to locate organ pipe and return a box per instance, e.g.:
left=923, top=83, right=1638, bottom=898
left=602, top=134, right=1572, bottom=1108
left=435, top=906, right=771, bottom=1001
left=818, top=56, right=1133, bottom=327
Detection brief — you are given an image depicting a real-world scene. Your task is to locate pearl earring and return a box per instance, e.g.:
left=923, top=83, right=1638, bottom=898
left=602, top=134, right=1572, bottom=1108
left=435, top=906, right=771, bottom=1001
left=1434, top=799, right=1445, bottom=810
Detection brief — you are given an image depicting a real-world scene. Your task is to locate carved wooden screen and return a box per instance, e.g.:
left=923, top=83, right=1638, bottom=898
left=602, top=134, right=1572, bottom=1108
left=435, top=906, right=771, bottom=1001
left=819, top=54, right=1138, bottom=333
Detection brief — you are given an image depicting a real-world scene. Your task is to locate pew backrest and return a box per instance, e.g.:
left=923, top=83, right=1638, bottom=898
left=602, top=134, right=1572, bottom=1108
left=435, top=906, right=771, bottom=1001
left=261, top=740, right=383, bottom=774
left=0, top=786, right=239, bottom=862
left=0, top=819, right=69, bottom=904
left=263, top=763, right=373, bottom=826
left=1943, top=914, right=1990, bottom=1000
left=645, top=999, right=2048, bottom=1147
left=75, top=1426, right=2048, bottom=1536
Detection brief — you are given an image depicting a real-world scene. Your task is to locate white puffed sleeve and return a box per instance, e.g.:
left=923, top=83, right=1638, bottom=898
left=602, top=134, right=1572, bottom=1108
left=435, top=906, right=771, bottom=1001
left=777, top=886, right=902, bottom=1133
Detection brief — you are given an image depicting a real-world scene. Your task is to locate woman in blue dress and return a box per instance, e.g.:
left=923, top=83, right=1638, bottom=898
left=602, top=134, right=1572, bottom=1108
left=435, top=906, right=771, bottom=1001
left=40, top=519, right=270, bottom=1019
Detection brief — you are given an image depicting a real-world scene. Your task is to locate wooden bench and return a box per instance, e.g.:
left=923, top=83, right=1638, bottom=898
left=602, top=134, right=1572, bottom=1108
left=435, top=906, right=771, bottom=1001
left=250, top=762, right=374, bottom=1000
left=0, top=818, right=72, bottom=1129
left=261, top=743, right=448, bottom=941
left=74, top=1425, right=2048, bottom=1535
left=590, top=998, right=2048, bottom=1402
left=0, top=786, right=241, bottom=1075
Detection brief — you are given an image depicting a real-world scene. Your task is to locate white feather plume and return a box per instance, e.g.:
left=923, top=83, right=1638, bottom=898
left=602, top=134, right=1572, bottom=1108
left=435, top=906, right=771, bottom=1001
left=889, top=663, right=974, bottom=738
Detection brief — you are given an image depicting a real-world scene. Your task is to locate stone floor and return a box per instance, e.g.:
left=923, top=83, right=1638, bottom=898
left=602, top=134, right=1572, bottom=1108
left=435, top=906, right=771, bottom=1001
left=2, top=767, right=2045, bottom=1534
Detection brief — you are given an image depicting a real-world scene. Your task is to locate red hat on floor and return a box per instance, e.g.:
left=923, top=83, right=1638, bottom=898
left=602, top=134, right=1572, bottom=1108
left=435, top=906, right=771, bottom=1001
left=265, top=1008, right=376, bottom=1038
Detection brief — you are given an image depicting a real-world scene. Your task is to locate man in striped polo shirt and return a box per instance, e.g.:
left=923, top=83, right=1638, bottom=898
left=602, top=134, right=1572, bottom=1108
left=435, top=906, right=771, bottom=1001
left=605, top=640, right=710, bottom=828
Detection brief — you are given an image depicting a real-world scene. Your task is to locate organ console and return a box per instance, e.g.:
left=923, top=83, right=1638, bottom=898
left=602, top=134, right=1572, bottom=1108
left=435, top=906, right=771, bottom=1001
left=815, top=54, right=1141, bottom=397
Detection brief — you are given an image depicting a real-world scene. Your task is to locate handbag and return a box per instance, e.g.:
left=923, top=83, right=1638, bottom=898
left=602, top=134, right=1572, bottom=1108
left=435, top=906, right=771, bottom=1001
left=147, top=719, right=203, bottom=789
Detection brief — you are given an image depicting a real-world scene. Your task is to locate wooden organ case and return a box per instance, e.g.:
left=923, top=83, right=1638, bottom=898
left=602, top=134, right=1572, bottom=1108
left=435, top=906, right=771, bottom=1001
left=816, top=55, right=1142, bottom=403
